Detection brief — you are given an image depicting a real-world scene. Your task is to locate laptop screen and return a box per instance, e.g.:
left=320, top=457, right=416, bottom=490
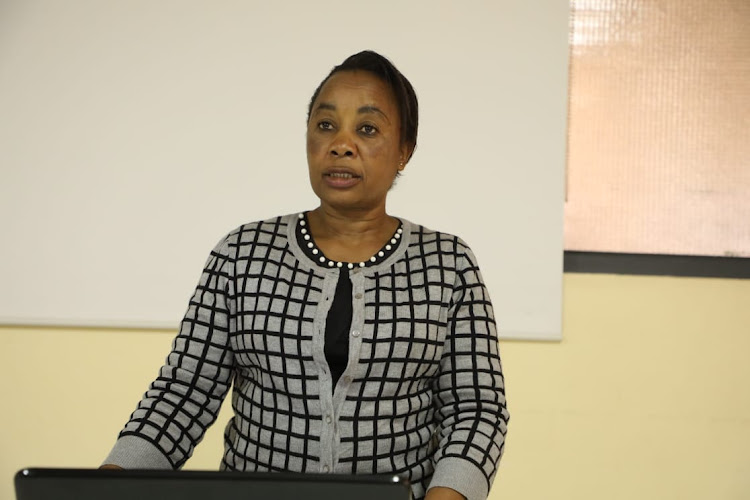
left=15, top=468, right=413, bottom=500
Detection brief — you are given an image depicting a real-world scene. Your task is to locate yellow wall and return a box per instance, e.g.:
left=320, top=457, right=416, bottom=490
left=2, top=273, right=749, bottom=500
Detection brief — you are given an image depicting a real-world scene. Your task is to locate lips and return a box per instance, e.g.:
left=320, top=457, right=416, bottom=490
left=323, top=168, right=361, bottom=188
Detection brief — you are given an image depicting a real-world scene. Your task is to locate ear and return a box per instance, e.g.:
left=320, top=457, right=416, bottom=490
left=399, top=143, right=415, bottom=170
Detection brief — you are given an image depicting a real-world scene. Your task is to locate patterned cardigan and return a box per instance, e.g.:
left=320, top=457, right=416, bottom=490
left=105, top=213, right=509, bottom=500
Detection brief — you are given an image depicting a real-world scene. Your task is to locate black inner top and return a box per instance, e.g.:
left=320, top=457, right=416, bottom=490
left=294, top=213, right=402, bottom=387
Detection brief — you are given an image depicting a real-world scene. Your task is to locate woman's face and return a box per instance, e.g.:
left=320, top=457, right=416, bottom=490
left=306, top=70, right=407, bottom=215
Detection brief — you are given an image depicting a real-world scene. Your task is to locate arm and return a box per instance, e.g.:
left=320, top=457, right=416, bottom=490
left=425, top=487, right=466, bottom=500
left=427, top=244, right=509, bottom=500
left=103, top=237, right=236, bottom=469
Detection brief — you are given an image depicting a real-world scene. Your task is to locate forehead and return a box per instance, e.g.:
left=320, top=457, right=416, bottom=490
left=315, top=70, right=398, bottom=111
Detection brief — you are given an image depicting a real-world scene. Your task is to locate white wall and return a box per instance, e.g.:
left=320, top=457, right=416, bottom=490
left=0, top=0, right=569, bottom=339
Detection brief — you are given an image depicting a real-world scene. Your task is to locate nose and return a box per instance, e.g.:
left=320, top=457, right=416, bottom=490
left=329, top=131, right=357, bottom=158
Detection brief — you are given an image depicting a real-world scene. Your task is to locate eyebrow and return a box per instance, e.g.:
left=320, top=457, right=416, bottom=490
left=313, top=102, right=391, bottom=122
left=315, top=103, right=336, bottom=112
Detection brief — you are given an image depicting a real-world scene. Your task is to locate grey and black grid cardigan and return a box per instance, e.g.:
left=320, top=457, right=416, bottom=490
left=105, top=213, right=509, bottom=500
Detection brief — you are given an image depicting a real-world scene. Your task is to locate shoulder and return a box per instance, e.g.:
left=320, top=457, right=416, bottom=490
left=227, top=213, right=296, bottom=240
left=212, top=213, right=298, bottom=256
left=401, top=218, right=475, bottom=260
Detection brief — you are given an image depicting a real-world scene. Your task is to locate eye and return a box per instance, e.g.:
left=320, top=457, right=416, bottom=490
left=317, top=121, right=334, bottom=131
left=359, top=124, right=378, bottom=136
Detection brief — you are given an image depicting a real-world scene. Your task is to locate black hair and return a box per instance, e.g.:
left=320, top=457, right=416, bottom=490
left=307, top=50, right=419, bottom=160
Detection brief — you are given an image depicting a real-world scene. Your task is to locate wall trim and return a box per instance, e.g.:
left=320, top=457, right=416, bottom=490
left=563, top=251, right=750, bottom=279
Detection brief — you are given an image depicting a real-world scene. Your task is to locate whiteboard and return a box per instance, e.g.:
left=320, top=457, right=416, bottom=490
left=0, top=0, right=568, bottom=340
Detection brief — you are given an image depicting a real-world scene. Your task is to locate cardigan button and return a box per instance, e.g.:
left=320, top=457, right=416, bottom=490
left=351, top=330, right=360, bottom=338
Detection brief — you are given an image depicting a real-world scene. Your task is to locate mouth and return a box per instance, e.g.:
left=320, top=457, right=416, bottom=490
left=325, top=171, right=361, bottom=179
left=323, top=169, right=362, bottom=188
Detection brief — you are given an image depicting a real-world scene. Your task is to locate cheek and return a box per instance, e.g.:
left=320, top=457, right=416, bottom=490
left=306, top=133, right=325, bottom=159
left=362, top=138, right=392, bottom=161
left=363, top=140, right=399, bottom=173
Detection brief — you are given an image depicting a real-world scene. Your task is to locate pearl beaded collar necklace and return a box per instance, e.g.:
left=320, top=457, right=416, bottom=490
left=297, top=212, right=403, bottom=269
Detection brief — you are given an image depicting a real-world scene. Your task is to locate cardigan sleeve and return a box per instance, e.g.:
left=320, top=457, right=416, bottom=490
left=427, top=243, right=509, bottom=500
left=103, top=236, right=236, bottom=469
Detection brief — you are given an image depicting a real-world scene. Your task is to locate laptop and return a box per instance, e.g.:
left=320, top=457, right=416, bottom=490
left=15, top=468, right=413, bottom=500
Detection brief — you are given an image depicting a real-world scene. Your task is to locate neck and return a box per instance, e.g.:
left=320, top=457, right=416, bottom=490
left=308, top=204, right=396, bottom=239
left=306, top=204, right=400, bottom=262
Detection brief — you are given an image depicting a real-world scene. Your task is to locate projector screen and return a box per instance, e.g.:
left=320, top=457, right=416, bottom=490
left=0, top=0, right=569, bottom=340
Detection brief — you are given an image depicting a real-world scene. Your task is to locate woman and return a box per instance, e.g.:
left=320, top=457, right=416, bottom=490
left=103, top=51, right=509, bottom=500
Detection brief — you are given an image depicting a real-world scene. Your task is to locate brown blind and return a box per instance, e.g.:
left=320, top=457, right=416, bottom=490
left=565, top=0, right=750, bottom=257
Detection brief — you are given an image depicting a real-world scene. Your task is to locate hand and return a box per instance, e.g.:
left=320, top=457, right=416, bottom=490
left=424, top=487, right=466, bottom=500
